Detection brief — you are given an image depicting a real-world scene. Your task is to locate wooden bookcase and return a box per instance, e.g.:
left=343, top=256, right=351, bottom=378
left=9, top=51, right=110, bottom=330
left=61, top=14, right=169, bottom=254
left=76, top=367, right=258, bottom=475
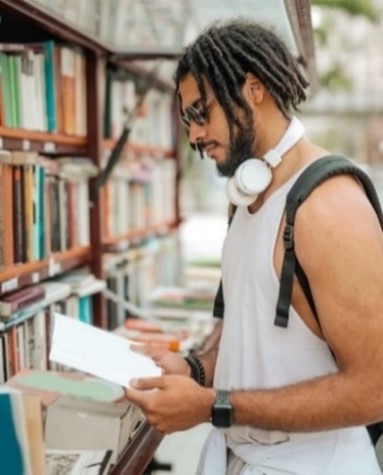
left=0, top=0, right=181, bottom=472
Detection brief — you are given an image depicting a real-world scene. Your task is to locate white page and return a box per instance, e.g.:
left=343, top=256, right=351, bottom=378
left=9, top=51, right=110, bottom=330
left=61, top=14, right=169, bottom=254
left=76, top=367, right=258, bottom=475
left=49, top=313, right=162, bottom=388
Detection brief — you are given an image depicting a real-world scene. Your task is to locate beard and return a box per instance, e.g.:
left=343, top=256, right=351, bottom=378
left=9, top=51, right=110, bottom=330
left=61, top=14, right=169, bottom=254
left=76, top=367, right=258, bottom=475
left=216, top=120, right=256, bottom=178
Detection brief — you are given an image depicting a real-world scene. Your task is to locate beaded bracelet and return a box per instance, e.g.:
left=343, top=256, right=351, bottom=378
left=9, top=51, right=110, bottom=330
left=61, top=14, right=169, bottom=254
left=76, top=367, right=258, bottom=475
left=184, top=354, right=206, bottom=387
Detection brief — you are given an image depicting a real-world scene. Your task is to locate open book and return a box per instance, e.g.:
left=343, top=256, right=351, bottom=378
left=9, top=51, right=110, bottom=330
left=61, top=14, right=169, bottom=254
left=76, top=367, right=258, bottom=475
left=49, top=313, right=162, bottom=388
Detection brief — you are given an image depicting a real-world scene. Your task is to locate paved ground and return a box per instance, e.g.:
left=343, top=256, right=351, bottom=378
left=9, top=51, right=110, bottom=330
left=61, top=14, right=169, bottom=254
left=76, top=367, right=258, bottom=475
left=154, top=424, right=211, bottom=475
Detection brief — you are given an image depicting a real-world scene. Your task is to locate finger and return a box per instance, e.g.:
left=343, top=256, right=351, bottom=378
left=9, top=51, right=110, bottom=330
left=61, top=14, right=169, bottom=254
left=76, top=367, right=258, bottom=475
left=125, top=388, right=149, bottom=406
left=129, top=376, right=165, bottom=390
left=129, top=343, right=148, bottom=353
left=130, top=344, right=166, bottom=361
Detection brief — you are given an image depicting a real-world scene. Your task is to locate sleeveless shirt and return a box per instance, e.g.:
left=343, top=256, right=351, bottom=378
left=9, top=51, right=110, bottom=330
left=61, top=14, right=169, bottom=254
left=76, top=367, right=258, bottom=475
left=208, top=167, right=381, bottom=474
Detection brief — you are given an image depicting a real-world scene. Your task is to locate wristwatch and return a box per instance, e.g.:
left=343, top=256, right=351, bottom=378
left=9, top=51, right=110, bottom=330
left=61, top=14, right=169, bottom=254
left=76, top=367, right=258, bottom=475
left=211, top=389, right=232, bottom=427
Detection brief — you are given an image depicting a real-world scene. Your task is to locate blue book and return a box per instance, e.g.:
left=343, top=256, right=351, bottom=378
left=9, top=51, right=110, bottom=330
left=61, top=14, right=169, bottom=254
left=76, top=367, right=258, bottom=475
left=79, top=296, right=92, bottom=324
left=0, top=393, right=25, bottom=475
left=43, top=41, right=57, bottom=133
left=38, top=166, right=46, bottom=259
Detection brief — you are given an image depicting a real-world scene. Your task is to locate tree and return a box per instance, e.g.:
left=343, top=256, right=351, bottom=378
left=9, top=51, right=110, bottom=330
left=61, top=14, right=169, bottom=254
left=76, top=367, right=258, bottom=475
left=311, top=0, right=380, bottom=91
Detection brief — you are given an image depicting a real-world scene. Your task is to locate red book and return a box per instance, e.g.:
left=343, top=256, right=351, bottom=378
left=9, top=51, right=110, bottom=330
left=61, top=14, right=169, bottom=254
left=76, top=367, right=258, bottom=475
left=0, top=285, right=46, bottom=317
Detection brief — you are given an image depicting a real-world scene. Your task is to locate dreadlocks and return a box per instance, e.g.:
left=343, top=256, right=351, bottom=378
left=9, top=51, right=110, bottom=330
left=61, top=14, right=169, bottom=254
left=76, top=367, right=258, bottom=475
left=174, top=19, right=309, bottom=130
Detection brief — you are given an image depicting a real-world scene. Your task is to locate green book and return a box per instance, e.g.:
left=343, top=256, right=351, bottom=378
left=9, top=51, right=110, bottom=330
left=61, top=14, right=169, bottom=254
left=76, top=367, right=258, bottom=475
left=0, top=53, right=12, bottom=126
left=7, top=55, right=21, bottom=128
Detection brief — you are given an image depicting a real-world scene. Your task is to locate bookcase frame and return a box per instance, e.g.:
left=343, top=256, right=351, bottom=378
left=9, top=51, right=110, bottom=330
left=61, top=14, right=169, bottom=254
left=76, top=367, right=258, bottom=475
left=0, top=0, right=180, bottom=472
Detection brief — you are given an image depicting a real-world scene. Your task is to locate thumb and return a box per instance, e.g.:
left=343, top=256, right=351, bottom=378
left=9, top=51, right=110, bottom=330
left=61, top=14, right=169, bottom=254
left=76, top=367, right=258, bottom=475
left=129, top=376, right=165, bottom=390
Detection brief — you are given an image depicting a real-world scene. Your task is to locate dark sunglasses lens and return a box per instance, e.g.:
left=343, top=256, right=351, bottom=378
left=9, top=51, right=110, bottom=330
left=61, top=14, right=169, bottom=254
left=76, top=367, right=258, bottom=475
left=188, top=106, right=205, bottom=125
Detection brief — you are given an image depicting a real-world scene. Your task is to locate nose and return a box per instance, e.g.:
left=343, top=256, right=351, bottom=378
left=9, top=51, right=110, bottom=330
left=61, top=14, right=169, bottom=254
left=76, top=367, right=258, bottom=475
left=188, top=120, right=207, bottom=146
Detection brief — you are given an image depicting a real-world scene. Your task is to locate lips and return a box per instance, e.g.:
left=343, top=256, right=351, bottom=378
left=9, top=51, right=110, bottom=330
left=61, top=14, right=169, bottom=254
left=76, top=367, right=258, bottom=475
left=204, top=144, right=217, bottom=158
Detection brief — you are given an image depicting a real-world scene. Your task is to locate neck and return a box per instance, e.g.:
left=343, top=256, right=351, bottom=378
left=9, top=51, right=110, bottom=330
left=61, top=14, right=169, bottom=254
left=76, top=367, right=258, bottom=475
left=248, top=137, right=329, bottom=214
left=254, top=111, right=291, bottom=158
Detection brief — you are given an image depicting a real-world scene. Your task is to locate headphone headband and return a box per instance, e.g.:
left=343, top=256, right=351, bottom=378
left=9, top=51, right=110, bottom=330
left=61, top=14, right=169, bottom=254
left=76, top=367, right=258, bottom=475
left=225, top=116, right=305, bottom=207
left=263, top=116, right=305, bottom=168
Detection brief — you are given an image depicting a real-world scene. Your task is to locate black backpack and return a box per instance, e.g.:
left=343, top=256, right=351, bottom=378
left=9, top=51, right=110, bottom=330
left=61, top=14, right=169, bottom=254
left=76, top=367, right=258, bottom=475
left=276, top=155, right=383, bottom=445
left=214, top=155, right=383, bottom=444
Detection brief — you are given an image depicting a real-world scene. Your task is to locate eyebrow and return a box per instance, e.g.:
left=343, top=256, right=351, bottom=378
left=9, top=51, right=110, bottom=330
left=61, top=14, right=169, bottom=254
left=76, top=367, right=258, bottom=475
left=182, top=97, right=203, bottom=114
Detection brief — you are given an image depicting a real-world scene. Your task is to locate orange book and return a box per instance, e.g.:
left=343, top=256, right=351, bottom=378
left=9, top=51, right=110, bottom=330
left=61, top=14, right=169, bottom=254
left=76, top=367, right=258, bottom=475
left=60, top=46, right=76, bottom=135
left=128, top=331, right=192, bottom=352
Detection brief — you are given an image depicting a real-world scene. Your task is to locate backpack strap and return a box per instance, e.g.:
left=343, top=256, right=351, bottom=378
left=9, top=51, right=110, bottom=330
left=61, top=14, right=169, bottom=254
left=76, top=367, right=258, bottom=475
left=275, top=155, right=383, bottom=328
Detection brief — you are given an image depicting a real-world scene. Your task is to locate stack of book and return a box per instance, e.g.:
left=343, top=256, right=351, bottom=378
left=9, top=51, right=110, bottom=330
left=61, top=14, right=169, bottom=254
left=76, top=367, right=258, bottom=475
left=115, top=317, right=194, bottom=352
left=2, top=368, right=145, bottom=471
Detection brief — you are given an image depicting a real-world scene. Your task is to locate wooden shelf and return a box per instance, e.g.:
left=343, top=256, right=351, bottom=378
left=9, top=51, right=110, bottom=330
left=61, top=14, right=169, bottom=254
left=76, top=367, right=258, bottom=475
left=111, top=422, right=163, bottom=475
left=0, top=127, right=87, bottom=154
left=102, top=139, right=175, bottom=159
left=103, top=221, right=178, bottom=249
left=0, top=246, right=91, bottom=295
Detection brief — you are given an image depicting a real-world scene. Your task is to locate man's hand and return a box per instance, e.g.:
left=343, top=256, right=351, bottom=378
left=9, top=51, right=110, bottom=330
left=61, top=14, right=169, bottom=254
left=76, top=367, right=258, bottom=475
left=126, top=374, right=216, bottom=434
left=130, top=344, right=191, bottom=376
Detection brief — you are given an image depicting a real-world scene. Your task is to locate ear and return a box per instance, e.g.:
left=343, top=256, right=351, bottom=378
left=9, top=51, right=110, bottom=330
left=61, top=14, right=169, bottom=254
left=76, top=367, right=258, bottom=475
left=244, top=74, right=265, bottom=105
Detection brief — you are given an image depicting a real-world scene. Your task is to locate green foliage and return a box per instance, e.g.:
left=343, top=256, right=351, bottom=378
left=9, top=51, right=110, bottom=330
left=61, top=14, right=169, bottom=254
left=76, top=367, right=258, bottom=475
left=312, top=0, right=380, bottom=91
left=311, top=0, right=380, bottom=22
left=319, top=64, right=352, bottom=91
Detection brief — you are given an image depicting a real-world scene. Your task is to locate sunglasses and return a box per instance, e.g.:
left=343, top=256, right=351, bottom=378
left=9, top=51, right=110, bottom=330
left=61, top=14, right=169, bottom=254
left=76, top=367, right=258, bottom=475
left=180, top=95, right=215, bottom=130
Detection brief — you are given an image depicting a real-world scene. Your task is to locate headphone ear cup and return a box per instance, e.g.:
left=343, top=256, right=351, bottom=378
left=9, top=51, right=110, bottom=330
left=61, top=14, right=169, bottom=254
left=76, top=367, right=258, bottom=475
left=225, top=176, right=258, bottom=206
left=225, top=159, right=272, bottom=206
left=235, top=159, right=272, bottom=195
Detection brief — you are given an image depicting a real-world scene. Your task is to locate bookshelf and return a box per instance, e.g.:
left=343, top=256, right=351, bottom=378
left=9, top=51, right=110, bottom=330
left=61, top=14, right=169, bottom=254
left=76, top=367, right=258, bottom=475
left=0, top=0, right=180, bottom=472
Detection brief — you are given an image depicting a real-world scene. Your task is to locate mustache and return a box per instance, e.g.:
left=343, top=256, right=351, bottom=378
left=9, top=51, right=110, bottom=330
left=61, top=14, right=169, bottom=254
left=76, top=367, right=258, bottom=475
left=192, top=141, right=220, bottom=159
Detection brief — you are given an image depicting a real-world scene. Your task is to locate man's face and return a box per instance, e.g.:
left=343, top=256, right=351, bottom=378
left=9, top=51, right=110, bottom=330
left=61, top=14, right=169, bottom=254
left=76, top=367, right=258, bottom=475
left=178, top=73, right=257, bottom=178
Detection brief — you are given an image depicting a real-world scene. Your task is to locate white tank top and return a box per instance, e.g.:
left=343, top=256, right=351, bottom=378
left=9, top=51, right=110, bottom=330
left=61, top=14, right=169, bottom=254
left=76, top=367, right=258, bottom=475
left=211, top=168, right=380, bottom=474
left=215, top=169, right=337, bottom=391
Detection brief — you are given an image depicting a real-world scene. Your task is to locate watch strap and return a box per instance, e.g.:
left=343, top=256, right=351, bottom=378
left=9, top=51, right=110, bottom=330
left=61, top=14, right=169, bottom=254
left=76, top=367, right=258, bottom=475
left=216, top=389, right=230, bottom=405
left=212, top=389, right=232, bottom=428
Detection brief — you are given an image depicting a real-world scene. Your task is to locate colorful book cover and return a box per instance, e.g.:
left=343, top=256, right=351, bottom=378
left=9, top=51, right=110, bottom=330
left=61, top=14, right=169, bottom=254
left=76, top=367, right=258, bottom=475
left=43, top=40, right=57, bottom=133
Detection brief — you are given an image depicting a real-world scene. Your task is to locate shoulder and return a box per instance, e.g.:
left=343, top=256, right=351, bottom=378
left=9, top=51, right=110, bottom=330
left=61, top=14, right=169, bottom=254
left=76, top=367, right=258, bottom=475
left=294, top=173, right=382, bottom=269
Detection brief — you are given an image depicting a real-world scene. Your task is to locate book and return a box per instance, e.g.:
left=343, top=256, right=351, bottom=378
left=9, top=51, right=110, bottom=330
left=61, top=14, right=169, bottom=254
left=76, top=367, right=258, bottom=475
left=116, top=317, right=194, bottom=352
left=22, top=393, right=46, bottom=475
left=49, top=313, right=161, bottom=387
left=5, top=369, right=125, bottom=406
left=0, top=285, right=46, bottom=318
left=45, top=448, right=113, bottom=475
left=115, top=326, right=194, bottom=352
left=0, top=389, right=44, bottom=475
left=45, top=395, right=139, bottom=464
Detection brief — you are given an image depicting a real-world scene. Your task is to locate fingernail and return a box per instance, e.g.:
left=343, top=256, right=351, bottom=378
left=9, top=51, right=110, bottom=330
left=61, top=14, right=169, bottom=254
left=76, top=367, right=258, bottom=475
left=130, top=378, right=138, bottom=387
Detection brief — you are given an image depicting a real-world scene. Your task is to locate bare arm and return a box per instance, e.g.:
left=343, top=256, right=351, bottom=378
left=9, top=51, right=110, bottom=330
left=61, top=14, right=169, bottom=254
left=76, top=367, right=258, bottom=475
left=231, top=176, right=383, bottom=431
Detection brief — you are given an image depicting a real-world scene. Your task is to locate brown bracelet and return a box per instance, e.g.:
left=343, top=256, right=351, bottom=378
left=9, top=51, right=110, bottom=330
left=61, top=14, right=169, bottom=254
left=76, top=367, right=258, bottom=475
left=184, top=354, right=206, bottom=386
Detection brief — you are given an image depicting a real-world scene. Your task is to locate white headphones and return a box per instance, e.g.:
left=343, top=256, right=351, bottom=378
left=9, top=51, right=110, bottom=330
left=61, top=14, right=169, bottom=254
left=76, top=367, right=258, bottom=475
left=225, top=116, right=305, bottom=206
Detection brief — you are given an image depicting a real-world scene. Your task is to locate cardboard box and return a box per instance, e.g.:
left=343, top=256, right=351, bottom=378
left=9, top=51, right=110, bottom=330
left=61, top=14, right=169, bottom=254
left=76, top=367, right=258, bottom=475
left=44, top=395, right=143, bottom=463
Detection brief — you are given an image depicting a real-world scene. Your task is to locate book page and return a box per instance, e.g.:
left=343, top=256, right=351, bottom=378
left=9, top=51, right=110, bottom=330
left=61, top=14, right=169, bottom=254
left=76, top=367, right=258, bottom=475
left=49, top=313, right=161, bottom=388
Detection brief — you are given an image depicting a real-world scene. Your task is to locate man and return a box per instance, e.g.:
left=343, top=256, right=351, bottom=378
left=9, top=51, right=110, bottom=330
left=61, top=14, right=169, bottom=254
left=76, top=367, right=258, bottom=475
left=126, top=19, right=383, bottom=474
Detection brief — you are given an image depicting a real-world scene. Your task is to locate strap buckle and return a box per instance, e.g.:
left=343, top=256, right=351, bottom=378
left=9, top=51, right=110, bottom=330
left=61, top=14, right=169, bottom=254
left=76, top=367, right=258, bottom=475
left=283, top=224, right=294, bottom=250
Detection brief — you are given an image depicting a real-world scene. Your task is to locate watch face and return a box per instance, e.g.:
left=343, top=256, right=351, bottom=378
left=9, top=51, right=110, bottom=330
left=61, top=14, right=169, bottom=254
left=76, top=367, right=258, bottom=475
left=212, top=389, right=232, bottom=428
